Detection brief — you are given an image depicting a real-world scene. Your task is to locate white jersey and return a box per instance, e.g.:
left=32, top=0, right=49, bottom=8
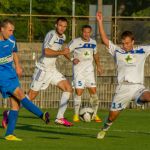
left=68, top=37, right=97, bottom=72
left=37, top=30, right=66, bottom=70
left=108, top=40, right=150, bottom=84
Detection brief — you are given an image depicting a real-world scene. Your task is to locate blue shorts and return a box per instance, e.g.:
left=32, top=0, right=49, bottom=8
left=0, top=77, right=20, bottom=98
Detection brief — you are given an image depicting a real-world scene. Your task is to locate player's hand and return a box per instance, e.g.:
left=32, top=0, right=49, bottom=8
left=16, top=65, right=23, bottom=78
left=96, top=12, right=103, bottom=22
left=73, top=58, right=80, bottom=65
left=97, top=65, right=103, bottom=75
left=62, top=48, right=70, bottom=55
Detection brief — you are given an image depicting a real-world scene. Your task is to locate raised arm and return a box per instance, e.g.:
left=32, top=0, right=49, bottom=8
left=96, top=12, right=109, bottom=48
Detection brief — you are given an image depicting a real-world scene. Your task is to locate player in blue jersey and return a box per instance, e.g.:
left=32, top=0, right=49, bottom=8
left=68, top=25, right=103, bottom=122
left=96, top=12, right=150, bottom=139
left=0, top=19, right=49, bottom=141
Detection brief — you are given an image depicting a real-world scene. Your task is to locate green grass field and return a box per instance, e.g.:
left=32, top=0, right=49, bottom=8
left=0, top=108, right=150, bottom=150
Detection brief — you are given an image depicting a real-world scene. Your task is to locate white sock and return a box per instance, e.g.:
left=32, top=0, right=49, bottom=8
left=90, top=94, right=99, bottom=116
left=56, top=92, right=71, bottom=119
left=74, top=95, right=81, bottom=115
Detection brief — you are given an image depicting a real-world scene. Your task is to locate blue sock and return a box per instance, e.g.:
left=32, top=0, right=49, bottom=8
left=5, top=110, right=18, bottom=136
left=21, top=97, right=43, bottom=118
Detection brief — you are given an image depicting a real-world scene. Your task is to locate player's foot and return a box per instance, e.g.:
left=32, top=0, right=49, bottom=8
left=2, top=110, right=9, bottom=128
left=42, top=112, right=50, bottom=124
left=55, top=118, right=73, bottom=127
left=73, top=114, right=80, bottom=122
left=92, top=115, right=102, bottom=123
left=97, top=130, right=106, bottom=139
left=5, top=135, right=22, bottom=141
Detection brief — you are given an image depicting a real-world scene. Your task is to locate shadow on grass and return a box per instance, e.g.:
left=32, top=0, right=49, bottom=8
left=16, top=123, right=96, bottom=139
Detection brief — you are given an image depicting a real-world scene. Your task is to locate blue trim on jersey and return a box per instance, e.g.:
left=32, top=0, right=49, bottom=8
left=115, top=48, right=145, bottom=55
left=75, top=43, right=96, bottom=50
left=54, top=39, right=64, bottom=45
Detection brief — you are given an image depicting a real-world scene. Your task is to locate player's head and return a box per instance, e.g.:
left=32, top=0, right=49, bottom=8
left=0, top=19, right=15, bottom=40
left=55, top=17, right=68, bottom=35
left=81, top=25, right=92, bottom=41
left=121, top=31, right=135, bottom=51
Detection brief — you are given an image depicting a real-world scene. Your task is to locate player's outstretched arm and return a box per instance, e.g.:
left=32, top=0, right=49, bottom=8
left=96, top=12, right=109, bottom=48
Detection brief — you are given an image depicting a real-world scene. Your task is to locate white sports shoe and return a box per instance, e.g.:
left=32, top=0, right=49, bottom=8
left=97, top=130, right=106, bottom=139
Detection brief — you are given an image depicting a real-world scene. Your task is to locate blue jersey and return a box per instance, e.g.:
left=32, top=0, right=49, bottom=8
left=0, top=35, right=18, bottom=81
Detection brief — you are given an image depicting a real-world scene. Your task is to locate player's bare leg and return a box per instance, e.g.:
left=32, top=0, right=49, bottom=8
left=28, top=89, right=39, bottom=101
left=97, top=110, right=120, bottom=139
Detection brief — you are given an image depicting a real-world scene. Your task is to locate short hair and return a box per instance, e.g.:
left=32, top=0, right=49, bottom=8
left=82, top=25, right=92, bottom=31
left=0, top=19, right=14, bottom=28
left=121, top=31, right=134, bottom=41
left=56, top=17, right=68, bottom=24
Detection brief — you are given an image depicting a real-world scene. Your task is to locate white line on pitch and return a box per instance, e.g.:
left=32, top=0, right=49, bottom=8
left=24, top=123, right=150, bottom=134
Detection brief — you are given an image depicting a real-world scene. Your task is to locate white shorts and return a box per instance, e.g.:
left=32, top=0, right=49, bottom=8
left=30, top=66, right=66, bottom=91
left=110, top=83, right=149, bottom=111
left=74, top=70, right=96, bottom=89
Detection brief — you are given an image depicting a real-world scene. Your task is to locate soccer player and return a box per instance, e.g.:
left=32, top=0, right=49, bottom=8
left=96, top=12, right=150, bottom=139
left=68, top=25, right=103, bottom=122
left=0, top=19, right=49, bottom=141
left=26, top=17, right=73, bottom=126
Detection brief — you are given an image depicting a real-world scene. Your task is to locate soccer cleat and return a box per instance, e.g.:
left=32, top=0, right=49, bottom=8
left=2, top=110, right=9, bottom=128
left=97, top=130, right=106, bottom=139
left=55, top=118, right=73, bottom=127
left=92, top=115, right=102, bottom=123
left=5, top=135, right=22, bottom=141
left=73, top=114, right=80, bottom=122
left=42, top=112, right=50, bottom=124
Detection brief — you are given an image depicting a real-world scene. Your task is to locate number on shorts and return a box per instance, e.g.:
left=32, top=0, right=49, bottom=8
left=78, top=81, right=82, bottom=86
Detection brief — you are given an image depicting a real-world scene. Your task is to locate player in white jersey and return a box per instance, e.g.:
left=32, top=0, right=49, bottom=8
left=27, top=17, right=73, bottom=126
left=96, top=12, right=150, bottom=139
left=68, top=25, right=103, bottom=122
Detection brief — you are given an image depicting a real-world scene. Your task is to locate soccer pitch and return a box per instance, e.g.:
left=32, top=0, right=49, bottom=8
left=0, top=108, right=150, bottom=150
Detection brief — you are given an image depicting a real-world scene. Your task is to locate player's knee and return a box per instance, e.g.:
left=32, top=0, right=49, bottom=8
left=13, top=88, right=25, bottom=100
left=64, top=84, right=73, bottom=93
left=27, top=89, right=38, bottom=100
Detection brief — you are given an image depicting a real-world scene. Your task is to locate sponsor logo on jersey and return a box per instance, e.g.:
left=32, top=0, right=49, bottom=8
left=0, top=55, right=13, bottom=64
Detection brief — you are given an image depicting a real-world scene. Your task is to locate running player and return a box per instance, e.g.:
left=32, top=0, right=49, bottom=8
left=68, top=25, right=103, bottom=122
left=96, top=12, right=150, bottom=139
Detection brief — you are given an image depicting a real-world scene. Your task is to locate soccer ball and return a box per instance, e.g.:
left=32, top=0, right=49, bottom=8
left=79, top=107, right=94, bottom=122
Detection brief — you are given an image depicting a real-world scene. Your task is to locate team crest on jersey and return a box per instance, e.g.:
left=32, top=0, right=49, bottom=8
left=82, top=50, right=92, bottom=59
left=124, top=54, right=136, bottom=64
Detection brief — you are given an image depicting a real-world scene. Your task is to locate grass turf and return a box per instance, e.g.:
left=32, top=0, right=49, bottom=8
left=0, top=108, right=150, bottom=150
